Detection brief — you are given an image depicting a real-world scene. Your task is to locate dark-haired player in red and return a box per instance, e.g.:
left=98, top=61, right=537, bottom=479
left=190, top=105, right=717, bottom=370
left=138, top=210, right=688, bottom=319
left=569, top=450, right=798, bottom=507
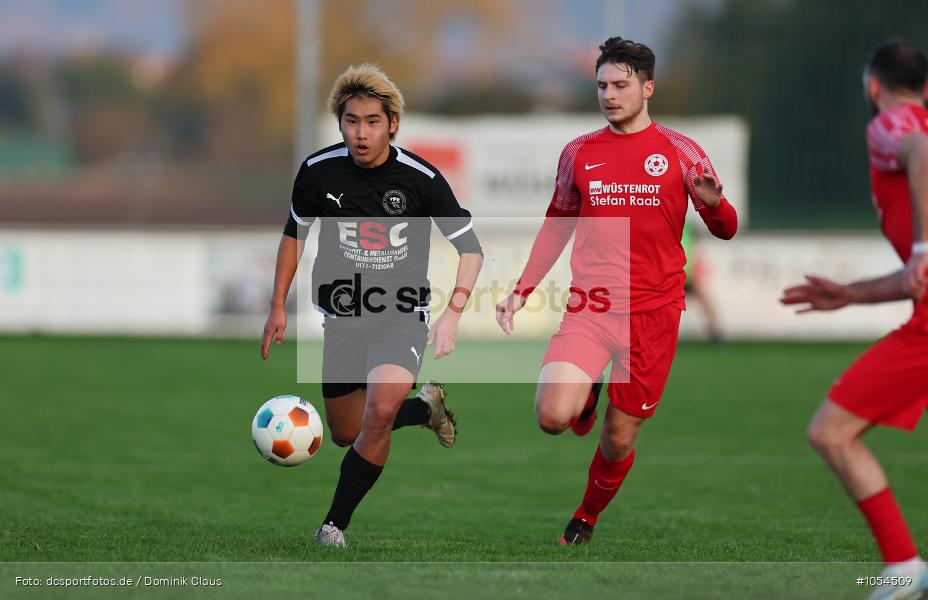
left=781, top=41, right=928, bottom=600
left=495, top=37, right=737, bottom=544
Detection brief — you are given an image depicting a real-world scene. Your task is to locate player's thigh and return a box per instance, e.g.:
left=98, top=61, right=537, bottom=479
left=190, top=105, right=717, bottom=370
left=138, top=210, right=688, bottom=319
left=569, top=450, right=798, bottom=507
left=323, top=388, right=366, bottom=446
left=538, top=319, right=612, bottom=423
left=535, top=361, right=596, bottom=426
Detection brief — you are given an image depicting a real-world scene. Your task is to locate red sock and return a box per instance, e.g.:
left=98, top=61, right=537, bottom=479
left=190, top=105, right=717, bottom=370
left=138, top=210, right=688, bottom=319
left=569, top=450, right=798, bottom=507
left=573, top=446, right=635, bottom=526
left=857, top=487, right=918, bottom=564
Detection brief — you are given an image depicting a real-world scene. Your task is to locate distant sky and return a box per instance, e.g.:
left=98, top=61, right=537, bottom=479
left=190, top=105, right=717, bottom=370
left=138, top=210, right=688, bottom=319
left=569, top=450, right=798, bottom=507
left=0, top=0, right=722, bottom=77
left=0, top=0, right=186, bottom=59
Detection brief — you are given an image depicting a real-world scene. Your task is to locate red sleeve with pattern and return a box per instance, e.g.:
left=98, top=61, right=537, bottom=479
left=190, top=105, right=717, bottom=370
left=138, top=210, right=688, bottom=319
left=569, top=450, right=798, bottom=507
left=514, top=140, right=584, bottom=297
left=867, top=104, right=923, bottom=172
left=655, top=124, right=738, bottom=240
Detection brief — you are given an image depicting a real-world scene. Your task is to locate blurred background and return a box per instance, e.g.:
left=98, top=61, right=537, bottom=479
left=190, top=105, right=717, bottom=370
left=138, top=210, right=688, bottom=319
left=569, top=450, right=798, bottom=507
left=1, top=0, right=926, bottom=341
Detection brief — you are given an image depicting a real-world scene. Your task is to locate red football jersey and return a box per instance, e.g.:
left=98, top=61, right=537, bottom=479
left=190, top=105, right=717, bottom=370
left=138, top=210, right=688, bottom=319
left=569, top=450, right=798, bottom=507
left=517, top=122, right=737, bottom=313
left=866, top=102, right=928, bottom=316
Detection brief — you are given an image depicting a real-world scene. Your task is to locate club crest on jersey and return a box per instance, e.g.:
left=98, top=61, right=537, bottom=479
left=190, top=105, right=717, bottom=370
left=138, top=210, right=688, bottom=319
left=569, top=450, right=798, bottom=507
left=382, top=189, right=407, bottom=215
left=644, top=154, right=668, bottom=177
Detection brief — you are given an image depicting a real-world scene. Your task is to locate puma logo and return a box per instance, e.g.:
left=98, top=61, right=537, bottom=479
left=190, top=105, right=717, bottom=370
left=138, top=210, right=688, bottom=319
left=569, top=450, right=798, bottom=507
left=410, top=346, right=421, bottom=365
left=326, top=193, right=343, bottom=208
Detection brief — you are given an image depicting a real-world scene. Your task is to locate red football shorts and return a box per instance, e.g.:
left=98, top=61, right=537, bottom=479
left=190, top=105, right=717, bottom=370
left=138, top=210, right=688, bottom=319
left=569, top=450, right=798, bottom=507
left=829, top=315, right=928, bottom=431
left=542, top=303, right=681, bottom=418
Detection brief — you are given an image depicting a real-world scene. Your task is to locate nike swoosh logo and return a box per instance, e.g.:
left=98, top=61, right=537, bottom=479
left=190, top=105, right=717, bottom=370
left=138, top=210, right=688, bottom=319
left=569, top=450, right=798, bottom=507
left=641, top=402, right=657, bottom=411
left=584, top=162, right=606, bottom=171
left=593, top=479, right=620, bottom=490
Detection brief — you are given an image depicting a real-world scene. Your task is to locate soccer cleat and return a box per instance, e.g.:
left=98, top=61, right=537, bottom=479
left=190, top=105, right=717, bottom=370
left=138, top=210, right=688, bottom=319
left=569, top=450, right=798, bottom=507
left=911, top=568, right=928, bottom=600
left=571, top=377, right=604, bottom=437
left=314, top=522, right=346, bottom=547
left=559, top=517, right=594, bottom=545
left=865, top=558, right=928, bottom=600
left=417, top=380, right=456, bottom=447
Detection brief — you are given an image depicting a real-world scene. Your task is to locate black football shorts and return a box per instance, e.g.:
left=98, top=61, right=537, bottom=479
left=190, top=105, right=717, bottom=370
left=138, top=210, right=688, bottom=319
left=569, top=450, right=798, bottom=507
left=320, top=311, right=429, bottom=398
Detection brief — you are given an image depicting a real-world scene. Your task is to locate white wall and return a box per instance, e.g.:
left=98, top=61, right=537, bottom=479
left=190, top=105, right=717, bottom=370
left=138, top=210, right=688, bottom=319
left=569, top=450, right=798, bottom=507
left=0, top=228, right=914, bottom=340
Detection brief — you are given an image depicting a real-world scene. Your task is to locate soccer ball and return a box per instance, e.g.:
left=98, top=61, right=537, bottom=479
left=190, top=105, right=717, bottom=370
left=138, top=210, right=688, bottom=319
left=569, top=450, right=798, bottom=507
left=251, top=395, right=324, bottom=467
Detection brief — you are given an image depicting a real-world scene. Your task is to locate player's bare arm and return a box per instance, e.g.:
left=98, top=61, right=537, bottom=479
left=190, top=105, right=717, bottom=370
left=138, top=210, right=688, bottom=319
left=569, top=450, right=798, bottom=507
left=780, top=270, right=910, bottom=313
left=898, top=132, right=928, bottom=300
left=428, top=252, right=483, bottom=359
left=261, top=234, right=304, bottom=360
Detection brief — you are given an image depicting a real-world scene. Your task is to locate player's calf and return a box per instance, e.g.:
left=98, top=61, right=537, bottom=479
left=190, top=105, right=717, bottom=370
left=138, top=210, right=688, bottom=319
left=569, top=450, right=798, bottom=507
left=353, top=371, right=415, bottom=462
left=599, top=406, right=643, bottom=462
left=354, top=399, right=400, bottom=459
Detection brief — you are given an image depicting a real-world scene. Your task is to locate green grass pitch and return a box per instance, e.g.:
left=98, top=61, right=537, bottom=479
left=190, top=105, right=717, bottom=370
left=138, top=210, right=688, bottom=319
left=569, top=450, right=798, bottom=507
left=0, top=336, right=925, bottom=599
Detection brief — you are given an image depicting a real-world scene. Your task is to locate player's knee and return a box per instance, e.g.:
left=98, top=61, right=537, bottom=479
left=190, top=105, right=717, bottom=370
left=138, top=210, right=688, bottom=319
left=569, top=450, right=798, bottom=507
left=363, top=400, right=400, bottom=431
left=330, top=433, right=355, bottom=447
left=806, top=420, right=845, bottom=454
left=328, top=422, right=359, bottom=447
left=536, top=408, right=570, bottom=435
left=600, top=434, right=634, bottom=462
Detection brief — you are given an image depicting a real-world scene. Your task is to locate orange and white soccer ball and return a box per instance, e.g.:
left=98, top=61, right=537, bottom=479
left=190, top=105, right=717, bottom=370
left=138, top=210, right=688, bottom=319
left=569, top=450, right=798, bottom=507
left=252, top=395, right=324, bottom=466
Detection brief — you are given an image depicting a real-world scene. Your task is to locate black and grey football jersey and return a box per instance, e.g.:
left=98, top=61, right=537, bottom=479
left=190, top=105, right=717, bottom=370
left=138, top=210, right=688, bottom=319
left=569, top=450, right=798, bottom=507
left=284, top=143, right=482, bottom=318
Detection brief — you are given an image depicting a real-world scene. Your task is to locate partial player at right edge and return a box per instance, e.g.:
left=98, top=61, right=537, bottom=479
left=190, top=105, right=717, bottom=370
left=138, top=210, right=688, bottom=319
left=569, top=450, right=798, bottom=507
left=781, top=40, right=928, bottom=600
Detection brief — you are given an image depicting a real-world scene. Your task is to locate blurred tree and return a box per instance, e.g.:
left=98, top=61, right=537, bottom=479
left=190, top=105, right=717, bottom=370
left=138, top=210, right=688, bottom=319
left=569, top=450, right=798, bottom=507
left=167, top=0, right=518, bottom=164
left=55, top=54, right=153, bottom=163
left=0, top=59, right=37, bottom=134
left=319, top=0, right=517, bottom=106
left=170, top=0, right=296, bottom=165
left=658, top=0, right=928, bottom=229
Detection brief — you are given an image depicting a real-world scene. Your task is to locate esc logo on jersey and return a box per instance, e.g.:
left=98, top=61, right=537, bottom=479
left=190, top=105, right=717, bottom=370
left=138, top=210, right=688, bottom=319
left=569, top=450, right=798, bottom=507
left=338, top=221, right=408, bottom=250
left=644, top=153, right=668, bottom=177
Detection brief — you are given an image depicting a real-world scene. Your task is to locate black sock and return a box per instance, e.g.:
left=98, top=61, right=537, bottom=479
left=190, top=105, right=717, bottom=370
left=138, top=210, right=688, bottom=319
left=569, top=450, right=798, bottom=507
left=581, top=379, right=604, bottom=419
left=323, top=446, right=383, bottom=530
left=391, top=397, right=431, bottom=430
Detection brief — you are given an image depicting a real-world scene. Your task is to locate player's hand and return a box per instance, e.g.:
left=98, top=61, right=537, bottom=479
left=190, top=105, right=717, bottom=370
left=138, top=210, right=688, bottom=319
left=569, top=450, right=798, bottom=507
left=261, top=306, right=287, bottom=360
left=902, top=247, right=928, bottom=301
left=692, top=163, right=723, bottom=208
left=780, top=275, right=853, bottom=313
left=495, top=292, right=527, bottom=335
left=426, top=311, right=459, bottom=359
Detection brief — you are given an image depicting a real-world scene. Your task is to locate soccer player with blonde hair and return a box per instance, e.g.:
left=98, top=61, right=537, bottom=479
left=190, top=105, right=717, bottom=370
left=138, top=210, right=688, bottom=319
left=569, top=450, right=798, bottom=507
left=261, top=64, right=483, bottom=546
